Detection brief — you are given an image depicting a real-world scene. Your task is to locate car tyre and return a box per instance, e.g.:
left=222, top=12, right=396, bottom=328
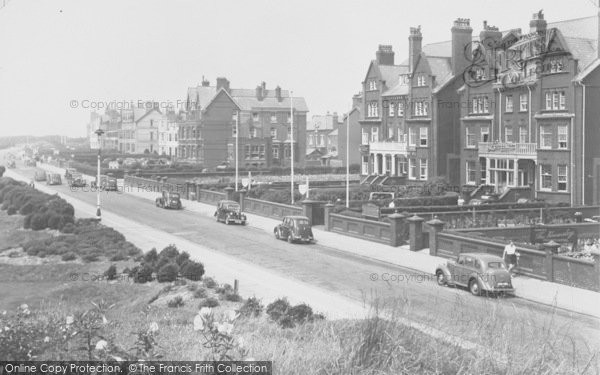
left=436, top=270, right=446, bottom=286
left=275, top=229, right=280, bottom=239
left=287, top=234, right=293, bottom=244
left=225, top=218, right=231, bottom=225
left=469, top=279, right=480, bottom=296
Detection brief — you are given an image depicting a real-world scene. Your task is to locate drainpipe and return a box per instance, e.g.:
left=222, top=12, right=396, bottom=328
left=495, top=88, right=502, bottom=142
left=570, top=116, right=575, bottom=206
left=579, top=81, right=586, bottom=205
left=527, top=85, right=532, bottom=143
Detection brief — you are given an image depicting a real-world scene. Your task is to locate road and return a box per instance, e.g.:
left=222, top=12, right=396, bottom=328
left=6, top=160, right=600, bottom=357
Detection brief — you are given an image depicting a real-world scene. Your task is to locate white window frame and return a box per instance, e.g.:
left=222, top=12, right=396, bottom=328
left=408, top=158, right=416, bottom=180
left=505, top=95, right=513, bottom=112
left=552, top=92, right=559, bottom=110
left=409, top=127, right=417, bottom=146
left=559, top=91, right=566, bottom=110
left=558, top=125, right=568, bottom=149
left=371, top=127, right=378, bottom=143
left=505, top=127, right=513, bottom=143
left=389, top=102, right=395, bottom=117
left=398, top=102, right=404, bottom=116
left=540, top=125, right=552, bottom=149
left=545, top=92, right=552, bottom=110
left=272, top=147, right=279, bottom=159
left=519, top=93, right=528, bottom=112
left=466, top=127, right=476, bottom=148
left=270, top=114, right=277, bottom=123
left=466, top=161, right=477, bottom=185
left=388, top=128, right=394, bottom=139
left=362, top=129, right=369, bottom=144
left=270, top=128, right=277, bottom=139
left=480, top=126, right=490, bottom=142
left=557, top=165, right=568, bottom=192
left=419, top=127, right=428, bottom=146
left=253, top=112, right=259, bottom=122
left=519, top=127, right=528, bottom=143
left=419, top=158, right=428, bottom=180
left=540, top=164, right=552, bottom=191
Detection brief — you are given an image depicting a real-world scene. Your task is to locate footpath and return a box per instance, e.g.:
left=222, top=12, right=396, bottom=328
left=35, top=163, right=600, bottom=319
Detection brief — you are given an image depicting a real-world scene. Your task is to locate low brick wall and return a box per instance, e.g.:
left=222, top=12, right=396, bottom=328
left=328, top=213, right=392, bottom=245
left=452, top=222, right=600, bottom=243
left=197, top=189, right=227, bottom=205
left=244, top=198, right=303, bottom=219
left=124, top=175, right=183, bottom=194
left=433, top=229, right=600, bottom=291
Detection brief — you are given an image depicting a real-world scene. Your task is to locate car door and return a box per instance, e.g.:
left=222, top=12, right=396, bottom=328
left=453, top=255, right=471, bottom=286
left=281, top=218, right=291, bottom=237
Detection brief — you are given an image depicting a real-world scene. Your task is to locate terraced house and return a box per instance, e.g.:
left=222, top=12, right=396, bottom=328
left=459, top=12, right=600, bottom=205
left=359, top=19, right=471, bottom=184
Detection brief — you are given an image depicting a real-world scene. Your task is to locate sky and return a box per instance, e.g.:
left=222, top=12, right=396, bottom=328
left=0, top=0, right=597, bottom=137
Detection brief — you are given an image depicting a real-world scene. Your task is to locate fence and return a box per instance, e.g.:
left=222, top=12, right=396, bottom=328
left=328, top=213, right=392, bottom=245
left=243, top=197, right=303, bottom=219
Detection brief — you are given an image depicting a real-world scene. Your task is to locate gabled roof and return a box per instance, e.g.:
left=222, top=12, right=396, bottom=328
left=427, top=56, right=454, bottom=92
left=230, top=88, right=309, bottom=112
left=548, top=15, right=597, bottom=40
left=135, top=108, right=162, bottom=124
left=378, top=64, right=409, bottom=88
left=203, top=88, right=241, bottom=112
left=422, top=41, right=452, bottom=57
left=186, top=86, right=218, bottom=110
left=574, top=57, right=600, bottom=81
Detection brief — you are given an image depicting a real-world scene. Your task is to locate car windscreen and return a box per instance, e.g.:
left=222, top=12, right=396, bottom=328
left=295, top=219, right=309, bottom=225
left=225, top=204, right=240, bottom=210
left=171, top=193, right=180, bottom=198
left=488, top=262, right=506, bottom=269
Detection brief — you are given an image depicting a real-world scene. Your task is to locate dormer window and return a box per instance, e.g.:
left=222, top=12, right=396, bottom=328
left=416, top=74, right=427, bottom=86
left=368, top=80, right=378, bottom=91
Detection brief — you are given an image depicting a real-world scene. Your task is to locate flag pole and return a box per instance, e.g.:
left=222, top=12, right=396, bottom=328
left=346, top=106, right=350, bottom=208
left=235, top=110, right=239, bottom=191
left=290, top=91, right=294, bottom=205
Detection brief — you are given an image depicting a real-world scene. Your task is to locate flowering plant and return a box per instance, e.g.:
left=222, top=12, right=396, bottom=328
left=193, top=308, right=249, bottom=360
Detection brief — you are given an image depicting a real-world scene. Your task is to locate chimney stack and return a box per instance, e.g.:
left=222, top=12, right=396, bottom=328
left=529, top=10, right=547, bottom=34
left=597, top=9, right=600, bottom=58
left=376, top=45, right=395, bottom=65
left=201, top=76, right=210, bottom=87
left=256, top=82, right=267, bottom=101
left=275, top=86, right=282, bottom=102
left=216, top=77, right=230, bottom=92
left=408, top=26, right=423, bottom=73
left=352, top=93, right=361, bottom=109
left=451, top=18, right=473, bottom=76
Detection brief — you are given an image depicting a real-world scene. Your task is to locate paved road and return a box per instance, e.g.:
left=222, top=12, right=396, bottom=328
left=9, top=162, right=600, bottom=356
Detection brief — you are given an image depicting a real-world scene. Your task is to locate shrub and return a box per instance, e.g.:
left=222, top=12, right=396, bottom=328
left=238, top=297, right=264, bottom=318
left=198, top=297, right=219, bottom=308
left=203, top=277, right=217, bottom=289
left=288, top=303, right=314, bottom=325
left=47, top=214, right=63, bottom=230
left=144, top=248, right=159, bottom=266
left=224, top=292, right=242, bottom=302
left=216, top=283, right=233, bottom=295
left=82, top=253, right=99, bottom=262
left=109, top=251, right=128, bottom=261
left=187, top=283, right=198, bottom=292
left=61, top=252, right=77, bottom=261
left=19, top=202, right=36, bottom=215
left=167, top=296, right=185, bottom=308
left=176, top=251, right=190, bottom=266
left=159, top=244, right=179, bottom=259
left=7, top=206, right=17, bottom=215
left=266, top=298, right=291, bottom=323
left=157, top=263, right=179, bottom=283
left=30, top=214, right=47, bottom=231
left=104, top=264, right=117, bottom=281
left=132, top=264, right=154, bottom=284
left=180, top=260, right=205, bottom=281
left=23, top=214, right=32, bottom=229
left=193, top=288, right=208, bottom=299
left=61, top=222, right=76, bottom=233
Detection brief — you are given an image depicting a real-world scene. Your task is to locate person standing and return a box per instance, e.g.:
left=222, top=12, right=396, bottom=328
left=503, top=240, right=517, bottom=276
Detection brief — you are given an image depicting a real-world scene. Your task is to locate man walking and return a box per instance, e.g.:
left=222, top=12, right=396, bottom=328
left=503, top=240, right=518, bottom=276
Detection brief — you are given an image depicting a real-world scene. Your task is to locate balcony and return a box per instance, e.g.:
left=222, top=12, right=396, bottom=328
left=478, top=142, right=537, bottom=159
left=369, top=141, right=412, bottom=154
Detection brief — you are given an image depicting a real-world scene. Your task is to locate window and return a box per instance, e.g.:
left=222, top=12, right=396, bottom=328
left=559, top=91, right=566, bottom=110
left=519, top=128, right=528, bottom=143
left=409, top=127, right=417, bottom=146
left=545, top=90, right=566, bottom=110
left=273, top=148, right=279, bottom=158
left=549, top=58, right=564, bottom=73
left=519, top=93, right=528, bottom=112
left=232, top=124, right=237, bottom=137
left=553, top=92, right=559, bottom=110
left=388, top=128, right=394, bottom=139
left=540, top=164, right=552, bottom=191
left=466, top=161, right=477, bottom=184
left=408, top=158, right=417, bottom=180
left=505, top=127, right=513, bottom=143
left=397, top=129, right=406, bottom=143
left=505, top=95, right=513, bottom=112
left=244, top=145, right=251, bottom=159
left=483, top=96, right=489, bottom=113
left=271, top=114, right=277, bottom=123
left=471, top=96, right=489, bottom=114
left=397, top=102, right=404, bottom=116
left=368, top=80, right=377, bottom=91
left=308, top=134, right=314, bottom=146
left=270, top=128, right=277, bottom=139
left=481, top=127, right=489, bottom=142
left=253, top=113, right=259, bottom=121
left=259, top=145, right=265, bottom=159
left=545, top=92, right=552, bottom=110
left=557, top=165, right=568, bottom=191
left=368, top=102, right=379, bottom=117
left=371, top=127, right=378, bottom=143
left=362, top=129, right=369, bottom=144
left=558, top=125, right=568, bottom=149
left=251, top=128, right=258, bottom=138
left=287, top=114, right=292, bottom=123
left=419, top=127, right=428, bottom=146
left=414, top=100, right=429, bottom=116
left=540, top=125, right=552, bottom=149
left=419, top=158, right=428, bottom=180
left=466, top=127, right=476, bottom=148
left=389, top=103, right=395, bottom=117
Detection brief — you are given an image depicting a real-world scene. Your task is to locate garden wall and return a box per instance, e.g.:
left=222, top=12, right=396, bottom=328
left=328, top=213, right=392, bottom=245
left=243, top=198, right=303, bottom=219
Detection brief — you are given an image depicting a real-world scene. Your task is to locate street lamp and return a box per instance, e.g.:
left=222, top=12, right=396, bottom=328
left=290, top=91, right=295, bottom=205
left=235, top=110, right=239, bottom=191
left=94, top=128, right=104, bottom=220
left=346, top=106, right=350, bottom=208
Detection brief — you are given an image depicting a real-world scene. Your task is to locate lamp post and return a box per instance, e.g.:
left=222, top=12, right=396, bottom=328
left=346, top=106, right=350, bottom=208
left=235, top=110, right=239, bottom=191
left=94, top=128, right=104, bottom=220
left=290, top=91, right=295, bottom=205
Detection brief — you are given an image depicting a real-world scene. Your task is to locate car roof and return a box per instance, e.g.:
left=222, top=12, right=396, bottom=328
left=459, top=252, right=504, bottom=262
left=219, top=200, right=239, bottom=204
left=285, top=215, right=310, bottom=220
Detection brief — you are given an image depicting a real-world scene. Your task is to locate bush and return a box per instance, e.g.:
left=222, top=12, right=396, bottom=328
left=61, top=252, right=77, bottom=261
left=198, top=297, right=219, bottom=308
left=167, top=296, right=185, bottom=308
left=133, top=264, right=154, bottom=283
left=104, top=264, right=117, bottom=281
left=61, top=222, right=76, bottom=233
left=193, top=287, right=208, bottom=299
left=216, top=283, right=233, bottom=295
left=176, top=251, right=190, bottom=266
left=30, top=214, right=48, bottom=231
left=180, top=260, right=205, bottom=281
left=7, top=206, right=17, bottom=215
left=266, top=298, right=291, bottom=323
left=82, top=253, right=99, bottom=262
left=159, top=244, right=179, bottom=259
left=157, top=263, right=179, bottom=283
left=203, top=277, right=217, bottom=289
left=288, top=303, right=314, bottom=325
left=224, top=292, right=242, bottom=302
left=23, top=214, right=32, bottom=229
left=266, top=299, right=319, bottom=328
left=238, top=297, right=263, bottom=318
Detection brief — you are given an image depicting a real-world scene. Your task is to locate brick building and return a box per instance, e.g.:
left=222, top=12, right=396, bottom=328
left=458, top=12, right=600, bottom=205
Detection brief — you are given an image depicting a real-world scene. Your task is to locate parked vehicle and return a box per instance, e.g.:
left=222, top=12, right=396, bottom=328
left=156, top=191, right=183, bottom=210
left=214, top=200, right=246, bottom=225
left=68, top=173, right=87, bottom=188
left=65, top=168, right=77, bottom=179
left=46, top=173, right=62, bottom=185
left=274, top=216, right=314, bottom=244
left=91, top=175, right=118, bottom=191
left=34, top=170, right=46, bottom=182
left=435, top=253, right=515, bottom=296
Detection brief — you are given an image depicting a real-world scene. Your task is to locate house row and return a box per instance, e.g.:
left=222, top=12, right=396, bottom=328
left=87, top=79, right=310, bottom=169
left=305, top=111, right=362, bottom=167
left=357, top=11, right=600, bottom=205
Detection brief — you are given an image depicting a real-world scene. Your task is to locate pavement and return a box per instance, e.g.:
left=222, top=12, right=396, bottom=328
left=32, top=162, right=600, bottom=318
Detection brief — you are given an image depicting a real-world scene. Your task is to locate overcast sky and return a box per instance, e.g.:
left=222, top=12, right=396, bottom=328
left=0, top=0, right=597, bottom=137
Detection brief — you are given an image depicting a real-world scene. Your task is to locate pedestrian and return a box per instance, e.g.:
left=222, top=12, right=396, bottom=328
left=29, top=179, right=35, bottom=188
left=503, top=240, right=518, bottom=276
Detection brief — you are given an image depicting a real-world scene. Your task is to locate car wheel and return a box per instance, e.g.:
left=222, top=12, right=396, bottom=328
left=469, top=279, right=480, bottom=296
left=225, top=218, right=230, bottom=225
left=436, top=271, right=446, bottom=286
left=287, top=234, right=293, bottom=244
left=275, top=229, right=280, bottom=239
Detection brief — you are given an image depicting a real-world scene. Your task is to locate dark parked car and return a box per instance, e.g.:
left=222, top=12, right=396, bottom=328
left=156, top=191, right=183, bottom=209
left=46, top=173, right=62, bottom=185
left=91, top=175, right=118, bottom=191
left=214, top=200, right=246, bottom=225
left=68, top=173, right=87, bottom=188
left=274, top=216, right=314, bottom=244
left=34, top=170, right=46, bottom=182
left=65, top=168, right=77, bottom=179
left=435, top=253, right=514, bottom=296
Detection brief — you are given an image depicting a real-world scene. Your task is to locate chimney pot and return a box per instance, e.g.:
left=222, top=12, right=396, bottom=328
left=376, top=44, right=395, bottom=65
left=408, top=26, right=423, bottom=72
left=451, top=17, right=473, bottom=76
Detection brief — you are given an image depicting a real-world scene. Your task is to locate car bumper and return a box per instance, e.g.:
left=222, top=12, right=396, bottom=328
left=483, top=286, right=515, bottom=293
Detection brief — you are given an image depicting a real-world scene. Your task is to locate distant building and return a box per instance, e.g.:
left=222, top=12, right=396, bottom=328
left=159, top=111, right=180, bottom=158
left=306, top=113, right=340, bottom=165
left=118, top=103, right=165, bottom=154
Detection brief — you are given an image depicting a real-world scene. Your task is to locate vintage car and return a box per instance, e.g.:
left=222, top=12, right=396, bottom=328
left=156, top=191, right=183, bottom=209
left=34, top=170, right=46, bottom=181
left=68, top=173, right=87, bottom=188
left=435, top=253, right=514, bottom=296
left=274, top=215, right=314, bottom=244
left=46, top=173, right=62, bottom=185
left=214, top=200, right=247, bottom=225
left=91, top=175, right=118, bottom=191
left=65, top=168, right=77, bottom=179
